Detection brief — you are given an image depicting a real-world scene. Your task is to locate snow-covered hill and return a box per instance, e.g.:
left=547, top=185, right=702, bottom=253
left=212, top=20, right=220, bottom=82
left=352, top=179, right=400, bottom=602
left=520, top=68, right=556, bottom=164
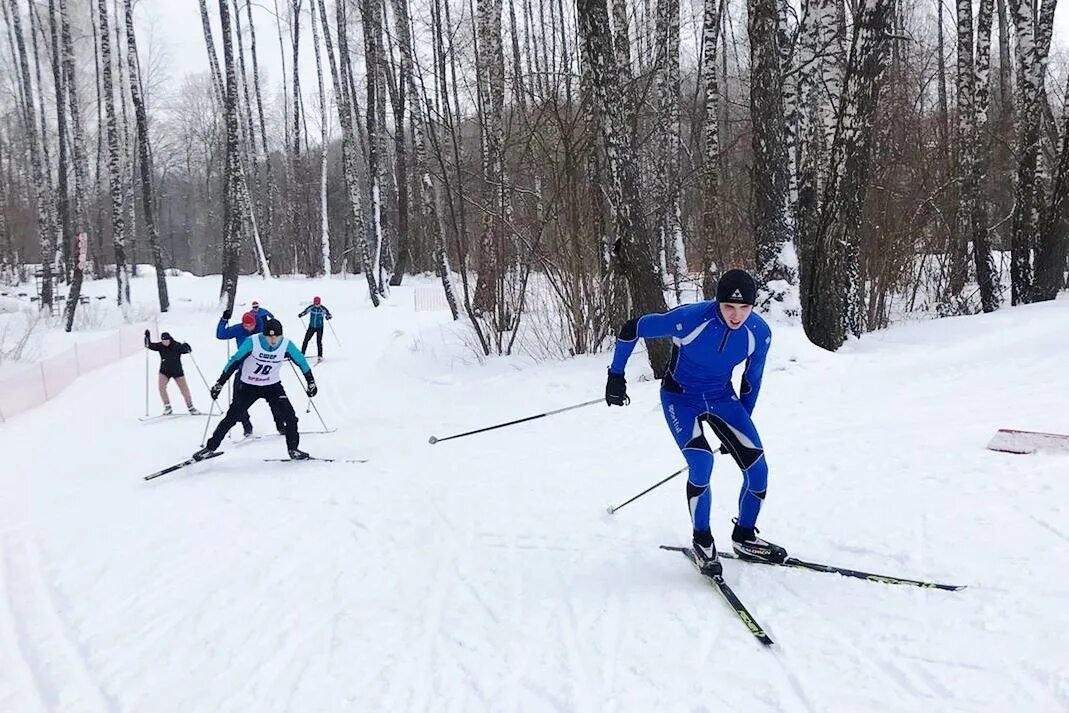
left=1, top=274, right=1066, bottom=712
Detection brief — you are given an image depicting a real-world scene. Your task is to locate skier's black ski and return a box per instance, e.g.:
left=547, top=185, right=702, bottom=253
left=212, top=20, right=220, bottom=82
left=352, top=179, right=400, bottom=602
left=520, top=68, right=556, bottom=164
left=665, top=546, right=773, bottom=646
left=262, top=456, right=367, bottom=464
left=138, top=413, right=209, bottom=423
left=715, top=549, right=965, bottom=591
left=662, top=544, right=963, bottom=591
left=232, top=428, right=337, bottom=442
left=143, top=451, right=224, bottom=481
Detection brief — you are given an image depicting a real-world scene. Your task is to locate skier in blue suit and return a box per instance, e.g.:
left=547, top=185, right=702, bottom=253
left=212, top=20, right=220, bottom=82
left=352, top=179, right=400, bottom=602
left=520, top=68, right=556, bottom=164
left=297, top=296, right=333, bottom=359
left=195, top=319, right=317, bottom=461
left=605, top=269, right=783, bottom=575
left=248, top=300, right=275, bottom=331
left=214, top=309, right=267, bottom=436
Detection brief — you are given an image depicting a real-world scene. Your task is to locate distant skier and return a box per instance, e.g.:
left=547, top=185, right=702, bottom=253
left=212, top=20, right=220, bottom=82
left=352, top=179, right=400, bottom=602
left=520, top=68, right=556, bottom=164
left=297, top=296, right=333, bottom=359
left=215, top=309, right=263, bottom=436
left=247, top=300, right=275, bottom=331
left=144, top=330, right=200, bottom=415
left=604, top=269, right=781, bottom=575
left=195, top=319, right=317, bottom=461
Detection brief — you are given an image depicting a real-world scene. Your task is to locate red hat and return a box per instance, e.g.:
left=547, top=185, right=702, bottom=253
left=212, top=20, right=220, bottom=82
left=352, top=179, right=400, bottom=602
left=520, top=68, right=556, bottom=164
left=313, top=296, right=321, bottom=305
left=241, top=312, right=256, bottom=327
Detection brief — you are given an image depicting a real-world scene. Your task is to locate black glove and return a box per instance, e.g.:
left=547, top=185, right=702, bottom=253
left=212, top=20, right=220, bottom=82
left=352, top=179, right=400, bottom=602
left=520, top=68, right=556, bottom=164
left=605, top=371, right=629, bottom=406
left=210, top=382, right=223, bottom=400
left=222, top=308, right=233, bottom=320
left=306, top=378, right=318, bottom=398
left=719, top=445, right=729, bottom=455
left=183, top=343, right=192, bottom=353
left=326, top=314, right=332, bottom=320
left=144, top=329, right=150, bottom=346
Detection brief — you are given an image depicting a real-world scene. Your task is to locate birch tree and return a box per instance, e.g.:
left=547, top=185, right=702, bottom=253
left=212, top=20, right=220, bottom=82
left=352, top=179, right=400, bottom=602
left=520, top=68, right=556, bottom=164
left=654, top=0, right=686, bottom=299
left=124, top=0, right=169, bottom=311
left=59, top=0, right=90, bottom=329
left=577, top=0, right=670, bottom=372
left=308, top=0, right=330, bottom=276
left=698, top=0, right=724, bottom=299
left=95, top=0, right=130, bottom=306
left=217, top=0, right=242, bottom=307
left=6, top=0, right=55, bottom=309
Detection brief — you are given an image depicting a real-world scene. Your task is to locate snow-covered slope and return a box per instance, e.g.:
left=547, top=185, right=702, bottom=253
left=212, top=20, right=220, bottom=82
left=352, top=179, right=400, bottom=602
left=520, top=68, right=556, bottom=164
left=1, top=275, right=1066, bottom=712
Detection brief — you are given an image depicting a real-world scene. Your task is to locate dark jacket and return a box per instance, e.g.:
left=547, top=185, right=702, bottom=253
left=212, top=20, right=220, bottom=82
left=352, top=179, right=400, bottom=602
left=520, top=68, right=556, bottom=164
left=148, top=340, right=192, bottom=377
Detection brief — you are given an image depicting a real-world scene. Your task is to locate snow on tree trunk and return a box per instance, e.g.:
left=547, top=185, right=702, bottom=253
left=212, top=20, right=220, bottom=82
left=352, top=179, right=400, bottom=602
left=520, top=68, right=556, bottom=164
left=577, top=0, right=670, bottom=374
left=1034, top=69, right=1069, bottom=300
left=124, top=0, right=169, bottom=311
left=46, top=0, right=72, bottom=281
left=360, top=0, right=388, bottom=294
left=198, top=0, right=226, bottom=106
left=95, top=0, right=130, bottom=307
left=387, top=0, right=413, bottom=287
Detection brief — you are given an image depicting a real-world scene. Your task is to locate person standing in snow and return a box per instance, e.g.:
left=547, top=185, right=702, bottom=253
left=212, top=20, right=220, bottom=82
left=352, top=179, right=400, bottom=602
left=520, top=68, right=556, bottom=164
left=248, top=300, right=275, bottom=331
left=297, top=296, right=332, bottom=359
left=196, top=319, right=317, bottom=461
left=144, top=330, right=200, bottom=415
left=604, top=269, right=780, bottom=576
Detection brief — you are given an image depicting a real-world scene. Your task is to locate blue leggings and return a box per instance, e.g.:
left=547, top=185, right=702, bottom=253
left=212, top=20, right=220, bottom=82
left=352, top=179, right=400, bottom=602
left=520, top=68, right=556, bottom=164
left=660, top=389, right=768, bottom=532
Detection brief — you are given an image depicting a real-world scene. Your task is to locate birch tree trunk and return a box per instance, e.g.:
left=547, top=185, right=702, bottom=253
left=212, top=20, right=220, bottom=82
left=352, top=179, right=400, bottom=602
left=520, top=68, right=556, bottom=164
left=46, top=0, right=72, bottom=281
left=8, top=0, right=56, bottom=309
left=577, top=0, right=670, bottom=373
left=969, top=0, right=1000, bottom=311
left=334, top=0, right=379, bottom=303
left=308, top=0, right=330, bottom=276
left=1007, top=0, right=1056, bottom=304
left=655, top=0, right=686, bottom=300
left=471, top=0, right=506, bottom=321
left=748, top=0, right=795, bottom=293
left=59, top=0, right=90, bottom=329
left=217, top=0, right=242, bottom=308
left=124, top=0, right=169, bottom=311
left=699, top=0, right=724, bottom=299
left=389, top=0, right=458, bottom=316
left=95, top=0, right=130, bottom=306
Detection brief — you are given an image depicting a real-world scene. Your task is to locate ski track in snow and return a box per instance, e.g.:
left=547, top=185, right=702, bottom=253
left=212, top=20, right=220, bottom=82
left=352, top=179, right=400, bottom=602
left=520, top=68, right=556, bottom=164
left=1, top=276, right=1068, bottom=711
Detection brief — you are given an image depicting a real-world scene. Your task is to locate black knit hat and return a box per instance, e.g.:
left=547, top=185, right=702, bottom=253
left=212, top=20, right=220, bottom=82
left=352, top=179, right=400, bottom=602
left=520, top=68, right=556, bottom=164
left=715, top=269, right=758, bottom=305
left=160, top=332, right=172, bottom=341
left=264, top=319, right=283, bottom=337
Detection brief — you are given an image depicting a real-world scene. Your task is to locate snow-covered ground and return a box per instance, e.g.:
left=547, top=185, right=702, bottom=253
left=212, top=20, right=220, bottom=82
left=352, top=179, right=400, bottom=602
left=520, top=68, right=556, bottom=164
left=1, top=273, right=1067, bottom=712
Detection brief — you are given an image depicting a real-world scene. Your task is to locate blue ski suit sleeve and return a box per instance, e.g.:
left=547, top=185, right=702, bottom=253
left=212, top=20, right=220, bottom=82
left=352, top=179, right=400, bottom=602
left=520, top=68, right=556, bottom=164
left=608, top=304, right=706, bottom=374
left=219, top=338, right=254, bottom=381
left=286, top=341, right=313, bottom=375
left=298, top=306, right=311, bottom=318
left=739, top=318, right=771, bottom=414
left=216, top=318, right=245, bottom=341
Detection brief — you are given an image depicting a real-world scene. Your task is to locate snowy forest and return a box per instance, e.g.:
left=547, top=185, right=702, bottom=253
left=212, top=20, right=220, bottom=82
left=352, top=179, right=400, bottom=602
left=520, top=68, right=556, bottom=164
left=1, top=0, right=1067, bottom=358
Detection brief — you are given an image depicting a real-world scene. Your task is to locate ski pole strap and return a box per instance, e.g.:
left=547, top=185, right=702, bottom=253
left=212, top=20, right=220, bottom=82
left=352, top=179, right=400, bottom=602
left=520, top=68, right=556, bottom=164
left=428, top=398, right=603, bottom=444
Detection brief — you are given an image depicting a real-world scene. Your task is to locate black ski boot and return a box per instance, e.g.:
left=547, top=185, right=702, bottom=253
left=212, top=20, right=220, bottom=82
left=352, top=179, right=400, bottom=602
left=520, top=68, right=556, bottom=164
left=692, top=529, right=722, bottom=576
left=288, top=449, right=310, bottom=461
left=192, top=445, right=216, bottom=461
left=731, top=520, right=787, bottom=563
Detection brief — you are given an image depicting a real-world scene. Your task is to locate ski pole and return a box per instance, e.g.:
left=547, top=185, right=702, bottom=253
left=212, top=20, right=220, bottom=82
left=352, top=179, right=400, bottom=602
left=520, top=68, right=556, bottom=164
left=327, top=319, right=341, bottom=347
left=428, top=398, right=603, bottom=444
left=188, top=353, right=213, bottom=395
left=200, top=398, right=218, bottom=447
left=144, top=341, right=150, bottom=417
left=288, top=359, right=330, bottom=430
left=605, top=466, right=688, bottom=515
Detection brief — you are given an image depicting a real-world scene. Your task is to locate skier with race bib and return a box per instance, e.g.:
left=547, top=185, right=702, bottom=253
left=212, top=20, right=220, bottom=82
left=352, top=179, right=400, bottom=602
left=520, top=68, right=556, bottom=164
left=194, top=319, right=317, bottom=461
left=604, top=269, right=783, bottom=576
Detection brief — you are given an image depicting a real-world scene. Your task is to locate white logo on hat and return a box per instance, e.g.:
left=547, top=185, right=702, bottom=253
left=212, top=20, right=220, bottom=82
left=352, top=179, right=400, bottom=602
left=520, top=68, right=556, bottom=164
left=731, top=289, right=744, bottom=301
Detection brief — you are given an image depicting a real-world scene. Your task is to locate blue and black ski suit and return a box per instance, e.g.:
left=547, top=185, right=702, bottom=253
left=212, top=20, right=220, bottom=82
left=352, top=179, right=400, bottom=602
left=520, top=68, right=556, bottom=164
left=297, top=304, right=333, bottom=357
left=609, top=301, right=772, bottom=533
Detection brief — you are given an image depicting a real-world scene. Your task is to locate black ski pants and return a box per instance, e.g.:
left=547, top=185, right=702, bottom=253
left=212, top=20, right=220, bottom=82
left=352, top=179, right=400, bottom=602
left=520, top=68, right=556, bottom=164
left=208, top=382, right=298, bottom=451
left=301, top=326, right=324, bottom=358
